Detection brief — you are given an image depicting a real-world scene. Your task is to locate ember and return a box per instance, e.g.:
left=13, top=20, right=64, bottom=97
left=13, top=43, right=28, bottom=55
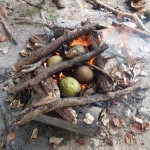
left=80, top=84, right=88, bottom=90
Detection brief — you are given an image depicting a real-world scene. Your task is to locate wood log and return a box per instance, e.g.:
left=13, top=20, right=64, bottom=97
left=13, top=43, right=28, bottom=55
left=41, top=77, right=78, bottom=124
left=11, top=43, right=108, bottom=94
left=112, top=21, right=150, bottom=39
left=95, top=56, right=117, bottom=92
left=13, top=23, right=107, bottom=73
left=13, top=81, right=150, bottom=125
left=35, top=106, right=101, bottom=136
left=86, top=0, right=149, bottom=32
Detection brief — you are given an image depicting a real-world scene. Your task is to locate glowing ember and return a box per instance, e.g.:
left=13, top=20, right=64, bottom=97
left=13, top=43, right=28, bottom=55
left=87, top=56, right=97, bottom=65
left=80, top=84, right=88, bottom=90
left=59, top=72, right=65, bottom=80
left=70, top=35, right=93, bottom=47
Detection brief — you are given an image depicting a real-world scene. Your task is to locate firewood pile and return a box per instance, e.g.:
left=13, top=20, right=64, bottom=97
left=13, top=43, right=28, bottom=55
left=4, top=21, right=148, bottom=137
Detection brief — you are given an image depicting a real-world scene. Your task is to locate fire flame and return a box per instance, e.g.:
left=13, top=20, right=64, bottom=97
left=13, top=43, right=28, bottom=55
left=59, top=72, right=65, bottom=80
left=80, top=84, right=88, bottom=90
left=70, top=35, right=93, bottom=47
left=87, top=55, right=97, bottom=65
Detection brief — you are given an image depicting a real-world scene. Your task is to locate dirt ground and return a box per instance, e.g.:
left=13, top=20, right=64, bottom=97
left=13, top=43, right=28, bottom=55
left=0, top=0, right=150, bottom=149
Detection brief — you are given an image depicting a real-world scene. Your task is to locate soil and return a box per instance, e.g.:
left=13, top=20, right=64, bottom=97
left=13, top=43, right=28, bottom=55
left=0, top=0, right=150, bottom=149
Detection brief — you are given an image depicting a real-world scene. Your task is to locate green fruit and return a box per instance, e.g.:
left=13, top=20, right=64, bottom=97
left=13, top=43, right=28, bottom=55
left=71, top=45, right=86, bottom=54
left=59, top=77, right=81, bottom=97
left=74, top=65, right=94, bottom=83
left=47, top=55, right=62, bottom=66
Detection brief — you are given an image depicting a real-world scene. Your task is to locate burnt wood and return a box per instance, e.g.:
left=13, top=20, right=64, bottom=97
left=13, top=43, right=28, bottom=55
left=11, top=43, right=108, bottom=94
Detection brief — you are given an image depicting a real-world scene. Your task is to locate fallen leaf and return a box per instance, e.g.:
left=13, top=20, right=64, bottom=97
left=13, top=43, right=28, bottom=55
left=109, top=127, right=119, bottom=135
left=127, top=56, right=137, bottom=66
left=75, top=138, right=85, bottom=146
left=30, top=128, right=38, bottom=140
left=113, top=118, right=126, bottom=128
left=124, top=132, right=135, bottom=144
left=84, top=113, right=94, bottom=124
left=130, top=122, right=142, bottom=133
left=49, top=137, right=64, bottom=145
left=133, top=63, right=142, bottom=77
left=133, top=116, right=143, bottom=124
left=0, top=36, right=8, bottom=42
left=7, top=132, right=16, bottom=142
left=119, top=64, right=127, bottom=72
left=139, top=71, right=148, bottom=77
left=0, top=142, right=4, bottom=149
left=142, top=122, right=149, bottom=132
left=0, top=5, right=8, bottom=19
left=9, top=99, right=23, bottom=109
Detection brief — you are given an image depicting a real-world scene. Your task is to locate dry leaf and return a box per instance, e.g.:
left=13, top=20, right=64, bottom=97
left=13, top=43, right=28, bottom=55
left=130, top=122, right=142, bottom=133
left=119, top=64, right=127, bottom=72
left=75, top=138, right=85, bottom=146
left=0, top=142, right=4, bottom=149
left=49, top=137, right=64, bottom=145
left=30, top=128, right=38, bottom=140
left=133, top=116, right=143, bottom=124
left=139, top=71, right=148, bottom=77
left=84, top=113, right=94, bottom=124
left=142, top=122, right=149, bottom=132
left=113, top=118, right=126, bottom=128
left=109, top=127, right=119, bottom=135
left=133, top=63, right=142, bottom=77
left=127, top=56, right=137, bottom=66
left=7, top=132, right=16, bottom=142
left=124, top=132, right=135, bottom=144
left=0, top=5, right=8, bottom=19
left=0, top=36, right=8, bottom=42
left=9, top=99, right=23, bottom=109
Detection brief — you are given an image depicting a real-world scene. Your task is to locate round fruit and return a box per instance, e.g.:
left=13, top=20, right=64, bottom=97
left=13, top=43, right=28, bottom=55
left=74, top=65, right=94, bottom=83
left=72, top=44, right=86, bottom=54
left=65, top=45, right=86, bottom=59
left=59, top=77, right=81, bottom=97
left=47, top=55, right=62, bottom=66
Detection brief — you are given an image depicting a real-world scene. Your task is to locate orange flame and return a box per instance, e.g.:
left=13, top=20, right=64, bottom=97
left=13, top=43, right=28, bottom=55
left=59, top=72, right=65, bottom=80
left=80, top=84, right=88, bottom=90
left=87, top=55, right=97, bottom=65
left=70, top=35, right=93, bottom=47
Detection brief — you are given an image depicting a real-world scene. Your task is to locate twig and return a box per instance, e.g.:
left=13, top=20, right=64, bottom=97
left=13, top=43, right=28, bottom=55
left=13, top=81, right=150, bottom=125
left=22, top=0, right=43, bottom=9
left=13, top=23, right=107, bottom=72
left=86, top=0, right=149, bottom=32
left=13, top=20, right=54, bottom=29
left=112, top=21, right=150, bottom=38
left=0, top=15, right=17, bottom=45
left=21, top=57, right=48, bottom=73
left=87, top=63, right=113, bottom=80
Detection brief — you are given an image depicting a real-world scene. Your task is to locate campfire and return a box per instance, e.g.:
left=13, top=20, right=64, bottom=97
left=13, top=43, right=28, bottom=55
left=8, top=23, right=149, bottom=138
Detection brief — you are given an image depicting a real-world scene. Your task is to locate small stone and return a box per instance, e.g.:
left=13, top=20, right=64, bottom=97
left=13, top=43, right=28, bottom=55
left=49, top=137, right=64, bottom=145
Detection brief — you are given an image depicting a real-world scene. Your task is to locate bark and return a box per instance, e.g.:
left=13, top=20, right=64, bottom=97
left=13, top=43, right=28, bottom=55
left=13, top=23, right=107, bottom=72
left=13, top=81, right=150, bottom=126
left=11, top=43, right=108, bottom=94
